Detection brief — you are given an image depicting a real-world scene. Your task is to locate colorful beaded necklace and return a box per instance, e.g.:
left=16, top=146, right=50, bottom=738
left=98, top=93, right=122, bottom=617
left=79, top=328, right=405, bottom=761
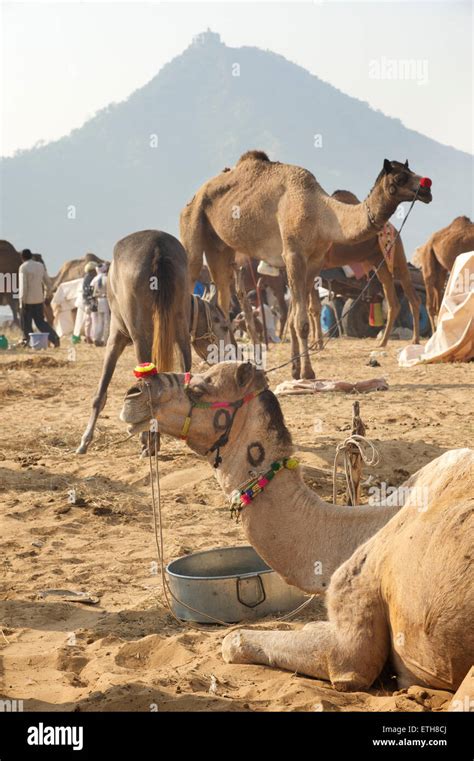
left=229, top=456, right=299, bottom=520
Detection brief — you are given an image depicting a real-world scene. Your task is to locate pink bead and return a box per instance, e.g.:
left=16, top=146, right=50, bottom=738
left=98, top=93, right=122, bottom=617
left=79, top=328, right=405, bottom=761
left=241, top=494, right=252, bottom=505
left=258, top=477, right=269, bottom=488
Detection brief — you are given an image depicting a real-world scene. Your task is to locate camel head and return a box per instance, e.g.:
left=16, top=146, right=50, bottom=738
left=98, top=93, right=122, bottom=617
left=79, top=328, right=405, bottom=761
left=377, top=159, right=432, bottom=205
left=120, top=361, right=268, bottom=456
left=192, top=297, right=235, bottom=361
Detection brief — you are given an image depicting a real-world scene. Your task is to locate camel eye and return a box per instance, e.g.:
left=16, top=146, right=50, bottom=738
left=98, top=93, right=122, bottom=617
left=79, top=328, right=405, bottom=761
left=396, top=173, right=408, bottom=185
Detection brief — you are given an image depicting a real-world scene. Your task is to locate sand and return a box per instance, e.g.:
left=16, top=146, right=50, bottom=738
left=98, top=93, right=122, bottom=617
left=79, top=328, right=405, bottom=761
left=1, top=334, right=472, bottom=712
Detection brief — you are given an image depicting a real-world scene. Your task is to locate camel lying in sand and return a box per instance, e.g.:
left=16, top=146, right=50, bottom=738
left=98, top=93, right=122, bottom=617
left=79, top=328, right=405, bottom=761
left=414, top=216, right=474, bottom=333
left=77, top=230, right=232, bottom=454
left=181, top=151, right=432, bottom=379
left=120, top=361, right=473, bottom=691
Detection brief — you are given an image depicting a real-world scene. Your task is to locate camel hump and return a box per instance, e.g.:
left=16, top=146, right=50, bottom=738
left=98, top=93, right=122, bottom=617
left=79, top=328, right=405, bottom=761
left=237, top=150, right=271, bottom=164
left=332, top=189, right=360, bottom=205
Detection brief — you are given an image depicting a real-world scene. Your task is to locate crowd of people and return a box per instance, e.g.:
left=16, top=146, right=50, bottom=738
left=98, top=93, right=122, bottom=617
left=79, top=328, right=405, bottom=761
left=79, top=261, right=110, bottom=346
left=17, top=249, right=110, bottom=348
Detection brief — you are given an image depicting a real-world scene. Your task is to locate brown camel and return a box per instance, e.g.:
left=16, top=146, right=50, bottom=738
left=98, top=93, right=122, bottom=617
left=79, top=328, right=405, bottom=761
left=181, top=151, right=432, bottom=379
left=52, top=252, right=104, bottom=291
left=308, top=190, right=421, bottom=348
left=120, top=361, right=473, bottom=693
left=77, top=230, right=232, bottom=454
left=415, top=216, right=474, bottom=333
left=0, top=240, right=21, bottom=326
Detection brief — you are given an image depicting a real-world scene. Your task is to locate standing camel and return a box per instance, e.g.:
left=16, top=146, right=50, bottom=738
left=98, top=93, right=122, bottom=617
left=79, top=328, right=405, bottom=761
left=308, top=190, right=421, bottom=348
left=77, top=230, right=232, bottom=454
left=120, top=361, right=473, bottom=692
left=414, top=216, right=474, bottom=333
left=0, top=240, right=21, bottom=326
left=181, top=151, right=432, bottom=379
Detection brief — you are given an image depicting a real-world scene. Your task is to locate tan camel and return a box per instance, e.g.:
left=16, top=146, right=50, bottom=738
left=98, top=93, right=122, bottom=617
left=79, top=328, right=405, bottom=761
left=181, top=151, right=432, bottom=379
left=120, top=361, right=473, bottom=692
left=52, top=252, right=104, bottom=291
left=77, top=230, right=232, bottom=454
left=415, top=216, right=474, bottom=333
left=0, top=240, right=21, bottom=326
left=308, top=190, right=421, bottom=348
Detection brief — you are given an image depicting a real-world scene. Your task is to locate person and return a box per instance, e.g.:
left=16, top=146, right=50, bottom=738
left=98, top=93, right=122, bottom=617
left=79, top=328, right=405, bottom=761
left=82, top=262, right=97, bottom=343
left=248, top=289, right=281, bottom=343
left=90, top=263, right=110, bottom=346
left=19, top=249, right=59, bottom=347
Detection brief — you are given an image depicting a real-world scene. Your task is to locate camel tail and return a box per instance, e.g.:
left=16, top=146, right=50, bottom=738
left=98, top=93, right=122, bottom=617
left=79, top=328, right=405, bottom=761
left=151, top=244, right=176, bottom=372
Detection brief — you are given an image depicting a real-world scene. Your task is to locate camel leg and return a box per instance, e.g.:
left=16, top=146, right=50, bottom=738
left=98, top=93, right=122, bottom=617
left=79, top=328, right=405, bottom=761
left=223, top=611, right=389, bottom=691
left=277, top=291, right=288, bottom=338
left=375, top=260, right=400, bottom=347
left=424, top=274, right=438, bottom=335
left=287, top=304, right=301, bottom=380
left=6, top=294, right=20, bottom=327
left=206, top=247, right=235, bottom=317
left=309, top=287, right=324, bottom=349
left=76, top=320, right=130, bottom=454
left=397, top=268, right=421, bottom=344
left=283, top=246, right=314, bottom=380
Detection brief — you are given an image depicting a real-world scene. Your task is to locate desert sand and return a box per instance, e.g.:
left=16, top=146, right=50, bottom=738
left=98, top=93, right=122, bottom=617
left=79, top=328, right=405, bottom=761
left=1, top=335, right=472, bottom=712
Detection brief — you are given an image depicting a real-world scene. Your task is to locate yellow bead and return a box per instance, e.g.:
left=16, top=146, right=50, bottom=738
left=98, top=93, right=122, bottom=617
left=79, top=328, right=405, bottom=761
left=285, top=458, right=299, bottom=470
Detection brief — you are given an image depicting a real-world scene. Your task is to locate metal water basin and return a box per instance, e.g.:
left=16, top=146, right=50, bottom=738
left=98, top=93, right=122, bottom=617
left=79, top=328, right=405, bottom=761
left=166, top=545, right=308, bottom=624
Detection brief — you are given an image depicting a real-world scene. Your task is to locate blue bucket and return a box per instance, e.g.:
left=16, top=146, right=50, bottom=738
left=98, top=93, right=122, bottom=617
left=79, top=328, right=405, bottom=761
left=29, top=332, right=49, bottom=350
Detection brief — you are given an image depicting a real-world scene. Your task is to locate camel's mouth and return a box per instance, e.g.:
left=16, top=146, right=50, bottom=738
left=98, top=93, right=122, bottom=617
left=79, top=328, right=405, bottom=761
left=126, top=420, right=150, bottom=435
left=417, top=187, right=432, bottom=203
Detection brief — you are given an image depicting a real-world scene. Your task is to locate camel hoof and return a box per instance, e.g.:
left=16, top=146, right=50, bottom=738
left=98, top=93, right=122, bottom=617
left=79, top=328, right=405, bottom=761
left=291, top=365, right=301, bottom=381
left=222, top=631, right=249, bottom=664
left=301, top=369, right=316, bottom=380
left=75, top=443, right=88, bottom=455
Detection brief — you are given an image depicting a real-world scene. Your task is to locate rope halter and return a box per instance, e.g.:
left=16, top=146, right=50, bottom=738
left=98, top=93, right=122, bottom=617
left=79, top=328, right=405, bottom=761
left=182, top=371, right=267, bottom=467
left=133, top=364, right=267, bottom=469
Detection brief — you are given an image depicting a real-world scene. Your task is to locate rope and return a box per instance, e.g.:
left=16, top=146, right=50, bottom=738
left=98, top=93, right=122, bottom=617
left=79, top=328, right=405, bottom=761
left=332, top=434, right=380, bottom=506
left=266, top=188, right=421, bottom=375
left=143, top=383, right=315, bottom=630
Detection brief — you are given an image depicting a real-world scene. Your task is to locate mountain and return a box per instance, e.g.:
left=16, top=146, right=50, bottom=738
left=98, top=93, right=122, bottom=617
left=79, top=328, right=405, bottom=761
left=1, top=30, right=473, bottom=273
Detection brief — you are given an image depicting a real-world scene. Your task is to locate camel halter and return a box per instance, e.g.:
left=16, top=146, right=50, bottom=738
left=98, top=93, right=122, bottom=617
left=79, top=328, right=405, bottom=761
left=189, top=295, right=218, bottom=346
left=181, top=371, right=266, bottom=468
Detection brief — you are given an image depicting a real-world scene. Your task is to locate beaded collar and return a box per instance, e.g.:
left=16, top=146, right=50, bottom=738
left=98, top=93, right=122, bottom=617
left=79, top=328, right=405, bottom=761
left=229, top=456, right=299, bottom=520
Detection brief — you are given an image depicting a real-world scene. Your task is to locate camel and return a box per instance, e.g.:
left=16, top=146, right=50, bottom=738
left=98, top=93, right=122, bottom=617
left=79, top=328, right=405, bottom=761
left=0, top=240, right=21, bottom=326
left=308, top=190, right=421, bottom=348
left=180, top=151, right=432, bottom=379
left=52, top=252, right=104, bottom=292
left=414, top=216, right=474, bottom=333
left=120, top=361, right=473, bottom=692
left=77, top=230, right=233, bottom=454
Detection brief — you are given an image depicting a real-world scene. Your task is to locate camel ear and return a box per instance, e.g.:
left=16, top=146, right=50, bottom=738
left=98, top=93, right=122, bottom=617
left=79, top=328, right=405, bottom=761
left=383, top=159, right=393, bottom=174
left=235, top=361, right=254, bottom=388
left=404, top=159, right=409, bottom=169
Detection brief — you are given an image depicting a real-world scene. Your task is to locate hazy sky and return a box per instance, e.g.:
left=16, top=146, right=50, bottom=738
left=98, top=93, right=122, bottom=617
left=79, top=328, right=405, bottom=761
left=1, top=0, right=472, bottom=157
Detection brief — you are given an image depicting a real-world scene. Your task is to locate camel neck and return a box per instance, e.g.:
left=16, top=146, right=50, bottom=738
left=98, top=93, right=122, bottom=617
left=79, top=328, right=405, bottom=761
left=320, top=182, right=398, bottom=245
left=212, top=410, right=400, bottom=594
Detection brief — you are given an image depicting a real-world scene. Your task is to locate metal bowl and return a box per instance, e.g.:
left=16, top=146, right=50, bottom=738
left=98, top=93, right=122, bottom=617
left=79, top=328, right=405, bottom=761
left=166, top=545, right=308, bottom=624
